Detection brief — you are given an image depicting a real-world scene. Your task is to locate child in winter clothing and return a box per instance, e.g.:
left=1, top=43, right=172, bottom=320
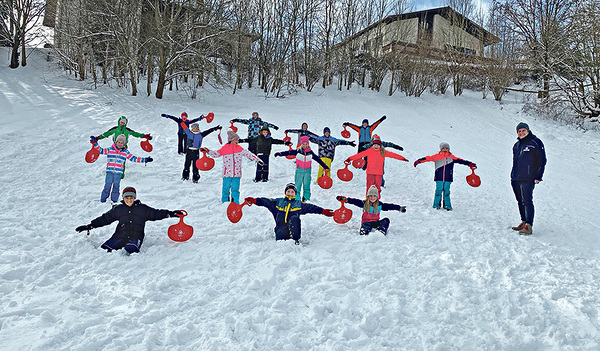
left=90, top=134, right=153, bottom=205
left=161, top=112, right=204, bottom=154
left=96, top=116, right=151, bottom=148
left=337, top=185, right=406, bottom=236
left=343, top=116, right=386, bottom=169
left=206, top=130, right=263, bottom=204
left=309, top=127, right=356, bottom=181
left=180, top=121, right=222, bottom=183
left=413, top=142, right=477, bottom=211
left=239, top=126, right=291, bottom=182
left=362, top=134, right=404, bottom=187
left=231, top=112, right=279, bottom=155
left=76, top=187, right=184, bottom=254
left=346, top=135, right=408, bottom=198
left=244, top=183, right=334, bottom=244
left=274, top=135, right=330, bottom=202
left=285, top=122, right=318, bottom=145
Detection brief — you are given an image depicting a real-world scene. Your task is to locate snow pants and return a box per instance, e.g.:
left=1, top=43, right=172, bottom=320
left=183, top=149, right=200, bottom=182
left=366, top=174, right=383, bottom=198
left=294, top=167, right=312, bottom=201
left=274, top=216, right=301, bottom=241
left=177, top=133, right=187, bottom=154
left=434, top=181, right=452, bottom=210
left=511, top=180, right=535, bottom=225
left=248, top=141, right=258, bottom=155
left=316, top=157, right=332, bottom=182
left=101, top=172, right=122, bottom=203
left=101, top=235, right=143, bottom=254
left=360, top=218, right=390, bottom=236
left=222, top=177, right=241, bottom=204
left=255, top=154, right=270, bottom=182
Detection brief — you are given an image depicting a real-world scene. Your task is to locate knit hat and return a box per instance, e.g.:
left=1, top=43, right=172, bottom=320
left=227, top=130, right=240, bottom=142
left=362, top=119, right=369, bottom=125
left=285, top=183, right=297, bottom=194
left=260, top=125, right=270, bottom=133
left=122, top=187, right=136, bottom=199
left=323, top=127, right=331, bottom=134
left=118, top=116, right=127, bottom=125
left=367, top=185, right=378, bottom=197
left=181, top=112, right=188, bottom=119
left=299, top=135, right=310, bottom=144
left=516, top=122, right=530, bottom=132
left=372, top=135, right=382, bottom=145
left=190, top=123, right=199, bottom=130
left=115, top=134, right=126, bottom=145
left=439, top=142, right=450, bottom=151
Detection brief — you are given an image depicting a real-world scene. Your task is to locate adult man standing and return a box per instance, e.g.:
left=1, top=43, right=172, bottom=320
left=511, top=122, right=547, bottom=235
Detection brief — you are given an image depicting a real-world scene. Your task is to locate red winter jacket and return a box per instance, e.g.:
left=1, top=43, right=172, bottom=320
left=347, top=147, right=407, bottom=175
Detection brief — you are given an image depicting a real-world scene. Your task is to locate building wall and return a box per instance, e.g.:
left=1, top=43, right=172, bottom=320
left=431, top=14, right=483, bottom=55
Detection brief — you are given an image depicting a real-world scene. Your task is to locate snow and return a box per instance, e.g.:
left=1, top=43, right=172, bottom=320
left=1, top=48, right=599, bottom=350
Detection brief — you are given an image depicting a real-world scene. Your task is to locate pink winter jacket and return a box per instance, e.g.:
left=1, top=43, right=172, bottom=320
left=209, top=144, right=260, bottom=178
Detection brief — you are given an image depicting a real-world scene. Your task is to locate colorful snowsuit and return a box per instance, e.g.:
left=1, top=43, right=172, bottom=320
left=347, top=147, right=407, bottom=198
left=231, top=117, right=279, bottom=154
left=208, top=143, right=261, bottom=203
left=94, top=142, right=149, bottom=202
left=415, top=151, right=473, bottom=210
left=97, top=116, right=145, bottom=147
left=345, top=197, right=404, bottom=235
left=163, top=114, right=203, bottom=154
left=239, top=134, right=287, bottom=182
left=89, top=200, right=172, bottom=253
left=277, top=148, right=329, bottom=201
left=345, top=116, right=386, bottom=151
left=510, top=132, right=546, bottom=225
left=255, top=196, right=325, bottom=241
left=309, top=135, right=355, bottom=180
left=180, top=122, right=220, bottom=182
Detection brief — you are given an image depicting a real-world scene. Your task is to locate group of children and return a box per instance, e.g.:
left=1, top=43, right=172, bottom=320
left=81, top=112, right=477, bottom=251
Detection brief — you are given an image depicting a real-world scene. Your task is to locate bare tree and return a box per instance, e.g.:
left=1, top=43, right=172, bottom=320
left=2, top=0, right=46, bottom=68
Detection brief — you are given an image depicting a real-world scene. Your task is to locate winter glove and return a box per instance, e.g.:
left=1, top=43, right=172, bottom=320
left=381, top=115, right=387, bottom=121
left=143, top=134, right=152, bottom=140
left=75, top=224, right=92, bottom=233
left=336, top=196, right=347, bottom=202
left=284, top=129, right=290, bottom=134
left=413, top=158, right=425, bottom=167
left=200, top=147, right=209, bottom=152
left=145, top=157, right=153, bottom=163
left=245, top=197, right=256, bottom=205
left=395, top=146, right=404, bottom=151
left=161, top=113, right=168, bottom=118
left=349, top=141, right=356, bottom=147
left=169, top=210, right=185, bottom=217
left=216, top=125, right=223, bottom=130
left=274, top=152, right=281, bottom=157
left=398, top=206, right=407, bottom=213
left=284, top=141, right=292, bottom=146
left=273, top=126, right=279, bottom=130
left=90, top=136, right=98, bottom=143
left=343, top=122, right=349, bottom=127
left=322, top=209, right=335, bottom=217
left=344, top=158, right=351, bottom=164
left=231, top=119, right=239, bottom=123
left=469, top=163, right=477, bottom=170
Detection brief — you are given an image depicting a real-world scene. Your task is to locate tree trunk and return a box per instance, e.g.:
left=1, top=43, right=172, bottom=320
left=10, top=33, right=19, bottom=68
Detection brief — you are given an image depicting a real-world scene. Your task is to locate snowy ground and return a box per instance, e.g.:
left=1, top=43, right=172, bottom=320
left=1, top=48, right=599, bottom=350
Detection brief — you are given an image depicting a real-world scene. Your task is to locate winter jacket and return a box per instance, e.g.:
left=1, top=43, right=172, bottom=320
left=239, top=134, right=287, bottom=156
left=180, top=122, right=220, bottom=149
left=278, top=148, right=329, bottom=170
left=164, top=114, right=202, bottom=134
left=90, top=200, right=171, bottom=242
left=309, top=135, right=354, bottom=160
left=511, top=132, right=547, bottom=182
left=362, top=140, right=403, bottom=151
left=232, top=117, right=279, bottom=138
left=255, top=196, right=324, bottom=228
left=346, top=116, right=386, bottom=143
left=286, top=128, right=318, bottom=144
left=347, top=147, right=407, bottom=175
left=208, top=143, right=260, bottom=178
left=94, top=142, right=148, bottom=175
left=416, top=152, right=473, bottom=182
left=97, top=116, right=145, bottom=146
left=346, top=197, right=403, bottom=223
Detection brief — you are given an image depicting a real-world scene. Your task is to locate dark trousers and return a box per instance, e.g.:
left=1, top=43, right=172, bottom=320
left=255, top=154, right=270, bottom=181
left=183, top=149, right=200, bottom=182
left=360, top=218, right=390, bottom=235
left=274, top=216, right=301, bottom=241
left=101, top=235, right=143, bottom=254
left=178, top=133, right=187, bottom=154
left=512, top=180, right=535, bottom=225
left=358, top=141, right=370, bottom=170
left=248, top=141, right=258, bottom=155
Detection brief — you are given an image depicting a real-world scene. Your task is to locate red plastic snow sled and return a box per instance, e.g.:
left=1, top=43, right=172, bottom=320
left=85, top=142, right=100, bottom=163
left=227, top=199, right=252, bottom=223
left=317, top=170, right=333, bottom=189
left=229, top=121, right=238, bottom=133
left=333, top=197, right=353, bottom=224
left=140, top=138, right=153, bottom=152
left=168, top=210, right=194, bottom=242
left=196, top=150, right=215, bottom=171
left=283, top=133, right=296, bottom=159
left=352, top=158, right=365, bottom=169
left=341, top=125, right=351, bottom=139
left=337, top=161, right=354, bottom=182
left=205, top=112, right=214, bottom=123
left=466, top=168, right=481, bottom=187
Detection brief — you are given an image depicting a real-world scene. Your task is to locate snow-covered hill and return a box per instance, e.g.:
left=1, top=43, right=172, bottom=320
left=1, top=48, right=599, bottom=350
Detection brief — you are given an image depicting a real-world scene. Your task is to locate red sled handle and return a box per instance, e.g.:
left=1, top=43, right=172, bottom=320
left=176, top=209, right=188, bottom=218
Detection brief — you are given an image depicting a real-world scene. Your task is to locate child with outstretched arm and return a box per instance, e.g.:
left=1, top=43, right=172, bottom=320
left=180, top=121, right=222, bottom=183
left=413, top=142, right=476, bottom=211
left=309, top=126, right=356, bottom=181
left=285, top=122, right=318, bottom=145
left=244, top=183, right=334, bottom=244
left=337, top=185, right=406, bottom=236
left=231, top=112, right=279, bottom=155
left=274, top=135, right=330, bottom=202
left=161, top=112, right=204, bottom=154
left=239, top=126, right=291, bottom=182
left=342, top=115, right=386, bottom=169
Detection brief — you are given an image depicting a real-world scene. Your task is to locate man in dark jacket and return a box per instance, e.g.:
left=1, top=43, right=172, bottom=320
left=244, top=183, right=334, bottom=244
left=161, top=112, right=204, bottom=154
left=510, top=122, right=547, bottom=235
left=239, top=126, right=291, bottom=182
left=76, top=187, right=183, bottom=254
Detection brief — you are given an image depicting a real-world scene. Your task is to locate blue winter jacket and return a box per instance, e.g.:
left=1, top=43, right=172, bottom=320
left=511, top=132, right=547, bottom=181
left=255, top=196, right=324, bottom=228
left=181, top=123, right=220, bottom=149
left=164, top=114, right=202, bottom=134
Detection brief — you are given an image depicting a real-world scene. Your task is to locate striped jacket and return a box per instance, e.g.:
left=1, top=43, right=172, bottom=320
left=416, top=152, right=472, bottom=182
left=94, top=143, right=148, bottom=174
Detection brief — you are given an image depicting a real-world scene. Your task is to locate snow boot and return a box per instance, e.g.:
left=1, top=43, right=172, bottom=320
left=512, top=221, right=526, bottom=231
left=518, top=223, right=533, bottom=235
